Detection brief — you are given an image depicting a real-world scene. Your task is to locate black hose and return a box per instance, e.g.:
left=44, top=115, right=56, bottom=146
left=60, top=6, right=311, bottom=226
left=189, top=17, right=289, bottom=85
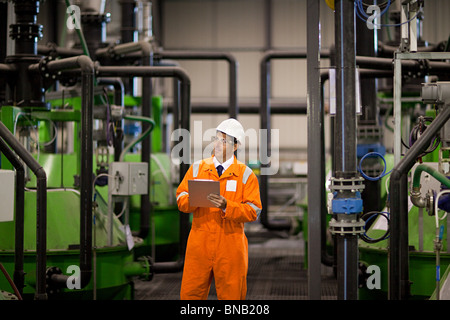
left=360, top=211, right=390, bottom=243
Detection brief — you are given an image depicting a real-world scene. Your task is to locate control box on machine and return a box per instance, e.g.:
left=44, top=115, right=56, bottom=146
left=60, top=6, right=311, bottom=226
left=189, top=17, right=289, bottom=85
left=109, top=162, right=148, bottom=196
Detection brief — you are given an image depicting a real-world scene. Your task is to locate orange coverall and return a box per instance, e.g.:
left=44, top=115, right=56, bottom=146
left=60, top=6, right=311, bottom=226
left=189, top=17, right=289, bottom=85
left=176, top=156, right=262, bottom=300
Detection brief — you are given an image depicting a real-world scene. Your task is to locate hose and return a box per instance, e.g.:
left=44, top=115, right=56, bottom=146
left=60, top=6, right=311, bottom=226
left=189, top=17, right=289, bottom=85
left=119, top=115, right=155, bottom=162
left=360, top=211, right=390, bottom=243
left=433, top=191, right=449, bottom=300
left=358, top=152, right=392, bottom=181
left=64, top=0, right=90, bottom=57
left=412, top=164, right=450, bottom=190
left=434, top=190, right=450, bottom=229
left=0, top=263, right=23, bottom=300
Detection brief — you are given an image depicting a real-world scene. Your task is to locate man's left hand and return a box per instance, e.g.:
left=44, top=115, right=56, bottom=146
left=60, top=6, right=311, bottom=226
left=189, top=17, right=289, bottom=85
left=207, top=193, right=227, bottom=210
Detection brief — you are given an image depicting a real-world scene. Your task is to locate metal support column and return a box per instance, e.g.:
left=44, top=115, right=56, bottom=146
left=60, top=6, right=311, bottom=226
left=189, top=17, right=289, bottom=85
left=306, top=0, right=322, bottom=300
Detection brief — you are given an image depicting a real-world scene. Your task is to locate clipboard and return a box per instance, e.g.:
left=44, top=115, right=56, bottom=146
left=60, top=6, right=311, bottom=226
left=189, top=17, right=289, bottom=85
left=188, top=179, right=220, bottom=207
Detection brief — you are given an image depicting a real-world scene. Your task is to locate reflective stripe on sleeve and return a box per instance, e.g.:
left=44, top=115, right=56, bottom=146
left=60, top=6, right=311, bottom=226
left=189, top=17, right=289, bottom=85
left=192, top=160, right=201, bottom=178
left=242, top=166, right=253, bottom=184
left=177, top=191, right=188, bottom=201
left=246, top=202, right=262, bottom=217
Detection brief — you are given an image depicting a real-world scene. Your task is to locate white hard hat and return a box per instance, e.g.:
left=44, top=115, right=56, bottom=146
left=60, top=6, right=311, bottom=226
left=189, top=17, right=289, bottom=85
left=216, top=118, right=245, bottom=144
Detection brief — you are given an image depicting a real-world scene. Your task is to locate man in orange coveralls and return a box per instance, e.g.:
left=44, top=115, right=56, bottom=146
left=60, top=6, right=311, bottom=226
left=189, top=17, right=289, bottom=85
left=176, top=118, right=262, bottom=300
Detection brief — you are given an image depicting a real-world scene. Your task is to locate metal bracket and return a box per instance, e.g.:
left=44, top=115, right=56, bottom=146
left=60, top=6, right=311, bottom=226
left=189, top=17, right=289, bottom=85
left=329, top=176, right=365, bottom=192
left=329, top=218, right=365, bottom=236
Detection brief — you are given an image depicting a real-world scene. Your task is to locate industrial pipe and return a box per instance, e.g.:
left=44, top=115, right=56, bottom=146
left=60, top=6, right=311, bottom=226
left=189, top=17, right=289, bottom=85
left=31, top=54, right=95, bottom=289
left=355, top=55, right=450, bottom=75
left=140, top=42, right=153, bottom=241
left=153, top=50, right=238, bottom=119
left=96, top=65, right=191, bottom=273
left=306, top=0, right=322, bottom=299
left=37, top=44, right=84, bottom=58
left=0, top=138, right=25, bottom=297
left=332, top=0, right=360, bottom=301
left=0, top=121, right=47, bottom=300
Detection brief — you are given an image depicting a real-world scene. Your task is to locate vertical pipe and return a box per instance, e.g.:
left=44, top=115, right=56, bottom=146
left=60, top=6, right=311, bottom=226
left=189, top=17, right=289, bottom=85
left=179, top=76, right=191, bottom=260
left=44, top=55, right=95, bottom=289
left=259, top=56, right=270, bottom=229
left=0, top=1, right=7, bottom=104
left=306, top=0, right=322, bottom=300
left=390, top=54, right=403, bottom=299
left=0, top=121, right=47, bottom=300
left=139, top=44, right=153, bottom=240
left=11, top=0, right=42, bottom=55
left=335, top=0, right=357, bottom=177
left=393, top=55, right=402, bottom=166
left=334, top=0, right=359, bottom=300
left=0, top=139, right=25, bottom=296
left=0, top=2, right=7, bottom=63
left=35, top=169, right=47, bottom=299
left=79, top=68, right=94, bottom=289
left=228, top=59, right=238, bottom=119
left=120, top=0, right=137, bottom=95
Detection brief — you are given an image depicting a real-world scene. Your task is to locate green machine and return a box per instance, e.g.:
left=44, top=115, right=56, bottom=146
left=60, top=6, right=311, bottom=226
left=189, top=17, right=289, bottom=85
left=0, top=93, right=180, bottom=300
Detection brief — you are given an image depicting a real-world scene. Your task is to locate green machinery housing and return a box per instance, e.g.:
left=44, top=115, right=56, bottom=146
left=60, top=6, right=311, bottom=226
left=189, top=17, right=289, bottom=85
left=0, top=93, right=181, bottom=300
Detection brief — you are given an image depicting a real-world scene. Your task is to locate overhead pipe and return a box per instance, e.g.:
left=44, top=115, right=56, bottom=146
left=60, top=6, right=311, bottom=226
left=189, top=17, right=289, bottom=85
left=37, top=44, right=84, bottom=58
left=30, top=55, right=95, bottom=289
left=0, top=121, right=47, bottom=300
left=355, top=55, right=450, bottom=75
left=153, top=50, right=238, bottom=119
left=186, top=102, right=308, bottom=115
left=126, top=50, right=238, bottom=118
left=0, top=139, right=25, bottom=297
left=378, top=41, right=443, bottom=55
left=95, top=65, right=191, bottom=273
